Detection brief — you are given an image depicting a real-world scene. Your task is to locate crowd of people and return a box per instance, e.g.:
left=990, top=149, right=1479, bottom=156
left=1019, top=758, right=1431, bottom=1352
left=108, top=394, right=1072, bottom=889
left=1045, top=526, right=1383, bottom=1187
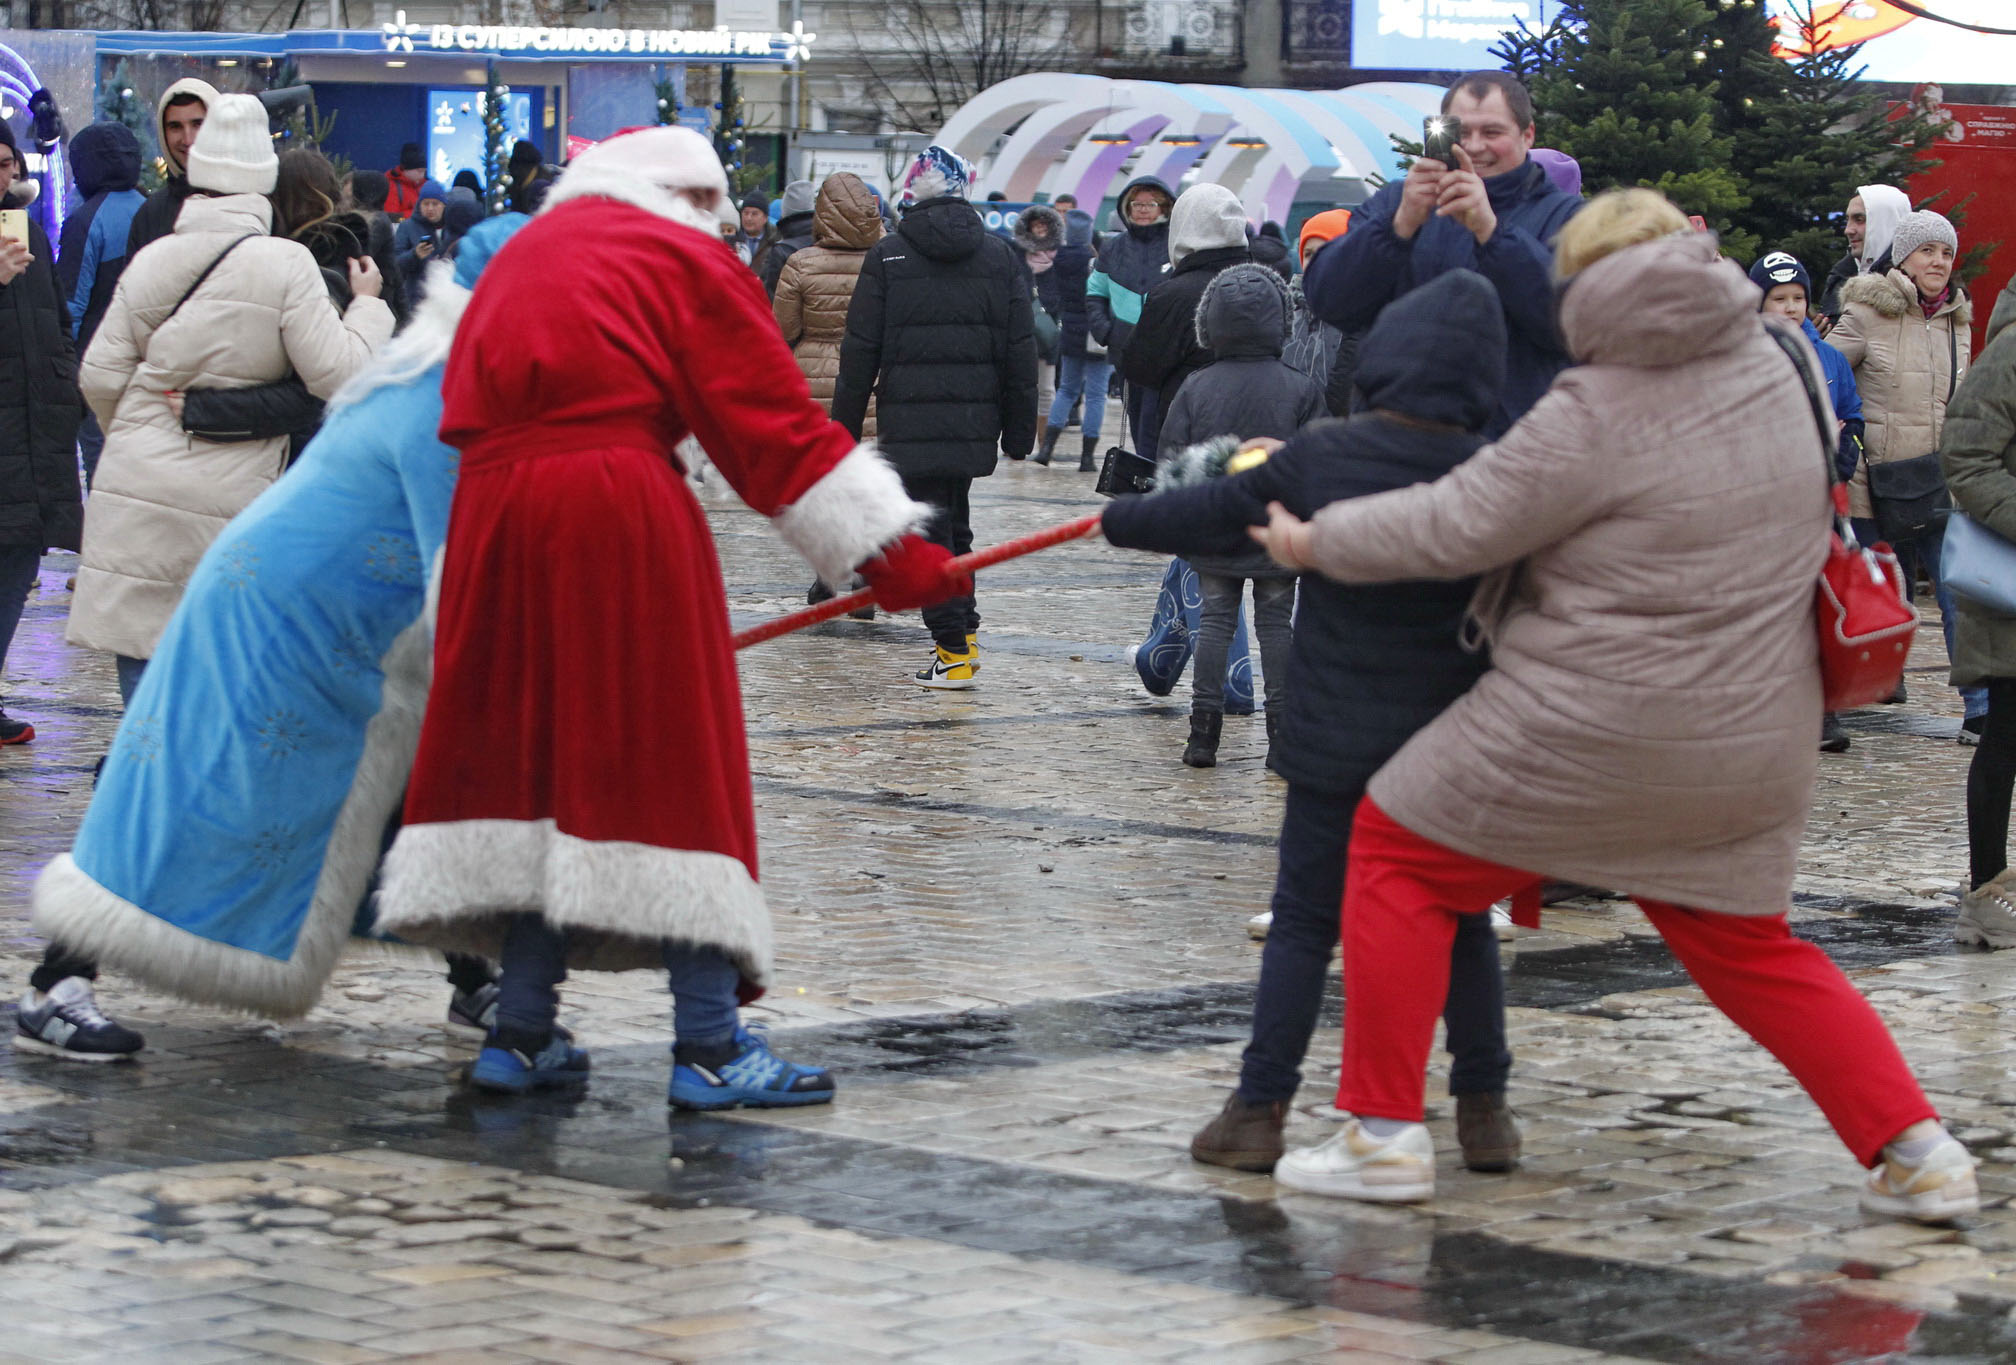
left=0, top=66, right=2008, bottom=1232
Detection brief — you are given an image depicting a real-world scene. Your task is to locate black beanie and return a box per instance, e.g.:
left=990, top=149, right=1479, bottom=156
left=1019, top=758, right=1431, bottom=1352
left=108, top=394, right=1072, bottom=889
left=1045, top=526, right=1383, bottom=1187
left=398, top=140, right=424, bottom=171
left=508, top=139, right=542, bottom=169
left=740, top=190, right=769, bottom=213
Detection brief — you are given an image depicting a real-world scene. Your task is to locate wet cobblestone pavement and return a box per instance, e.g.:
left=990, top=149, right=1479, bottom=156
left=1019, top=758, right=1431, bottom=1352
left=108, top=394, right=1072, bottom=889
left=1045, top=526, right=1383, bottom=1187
left=5, top=455, right=2016, bottom=1362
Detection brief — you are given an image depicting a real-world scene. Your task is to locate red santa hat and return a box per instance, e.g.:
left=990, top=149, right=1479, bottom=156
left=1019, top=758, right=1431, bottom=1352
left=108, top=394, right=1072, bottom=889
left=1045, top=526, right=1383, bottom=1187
left=539, top=125, right=729, bottom=236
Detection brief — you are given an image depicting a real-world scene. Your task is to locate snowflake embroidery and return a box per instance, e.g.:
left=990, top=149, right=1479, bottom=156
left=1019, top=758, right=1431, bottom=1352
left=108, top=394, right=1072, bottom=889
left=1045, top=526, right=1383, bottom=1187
left=122, top=715, right=162, bottom=763
left=363, top=533, right=422, bottom=587
left=332, top=629, right=379, bottom=677
left=249, top=824, right=296, bottom=871
left=255, top=709, right=308, bottom=757
left=217, top=543, right=259, bottom=590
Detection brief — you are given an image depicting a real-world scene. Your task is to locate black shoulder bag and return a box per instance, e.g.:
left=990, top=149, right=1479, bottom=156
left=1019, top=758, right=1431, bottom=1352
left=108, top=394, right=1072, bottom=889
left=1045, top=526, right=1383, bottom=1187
left=1865, top=315, right=1959, bottom=543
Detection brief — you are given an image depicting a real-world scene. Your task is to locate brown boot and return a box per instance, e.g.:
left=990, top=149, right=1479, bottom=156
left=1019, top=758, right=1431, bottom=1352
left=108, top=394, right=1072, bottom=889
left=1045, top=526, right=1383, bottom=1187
left=1190, top=1091, right=1287, bottom=1171
left=1455, top=1091, right=1520, bottom=1172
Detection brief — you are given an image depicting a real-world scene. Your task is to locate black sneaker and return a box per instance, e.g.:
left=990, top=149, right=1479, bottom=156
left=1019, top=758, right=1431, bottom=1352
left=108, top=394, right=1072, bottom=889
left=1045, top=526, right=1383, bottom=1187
left=1821, top=712, right=1852, bottom=754
left=447, top=981, right=500, bottom=1033
left=14, top=977, right=144, bottom=1061
left=0, top=712, right=32, bottom=745
left=1961, top=714, right=1985, bottom=748
left=806, top=577, right=874, bottom=620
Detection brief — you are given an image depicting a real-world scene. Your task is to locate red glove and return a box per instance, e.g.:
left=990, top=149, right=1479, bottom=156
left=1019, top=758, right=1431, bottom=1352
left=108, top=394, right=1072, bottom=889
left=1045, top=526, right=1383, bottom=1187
left=857, top=535, right=971, bottom=613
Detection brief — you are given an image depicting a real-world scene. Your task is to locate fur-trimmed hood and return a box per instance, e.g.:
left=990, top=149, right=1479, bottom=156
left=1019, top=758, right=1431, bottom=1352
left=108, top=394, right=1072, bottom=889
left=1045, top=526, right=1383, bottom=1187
left=1012, top=203, right=1064, bottom=255
left=1194, top=262, right=1290, bottom=356
left=1840, top=267, right=1973, bottom=324
left=1153, top=433, right=1239, bottom=491
left=4, top=177, right=39, bottom=210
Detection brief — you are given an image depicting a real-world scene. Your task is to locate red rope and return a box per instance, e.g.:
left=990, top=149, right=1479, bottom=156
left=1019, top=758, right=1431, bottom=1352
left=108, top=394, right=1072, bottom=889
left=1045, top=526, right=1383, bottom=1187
left=732, top=513, right=1104, bottom=651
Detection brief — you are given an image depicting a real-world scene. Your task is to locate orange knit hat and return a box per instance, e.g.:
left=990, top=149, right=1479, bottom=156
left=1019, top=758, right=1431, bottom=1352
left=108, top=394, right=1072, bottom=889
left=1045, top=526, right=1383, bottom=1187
left=1297, top=208, right=1354, bottom=264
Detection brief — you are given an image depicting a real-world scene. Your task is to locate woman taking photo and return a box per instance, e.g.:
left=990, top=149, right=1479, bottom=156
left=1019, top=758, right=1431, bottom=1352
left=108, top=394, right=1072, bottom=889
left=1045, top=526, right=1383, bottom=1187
left=1250, top=189, right=1974, bottom=1224
left=1831, top=209, right=1979, bottom=731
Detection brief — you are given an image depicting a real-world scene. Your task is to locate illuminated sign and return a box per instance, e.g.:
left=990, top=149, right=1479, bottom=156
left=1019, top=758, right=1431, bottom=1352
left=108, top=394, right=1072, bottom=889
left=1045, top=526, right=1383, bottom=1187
left=1351, top=0, right=1549, bottom=71
left=1769, top=1, right=2016, bottom=85
left=381, top=8, right=815, bottom=60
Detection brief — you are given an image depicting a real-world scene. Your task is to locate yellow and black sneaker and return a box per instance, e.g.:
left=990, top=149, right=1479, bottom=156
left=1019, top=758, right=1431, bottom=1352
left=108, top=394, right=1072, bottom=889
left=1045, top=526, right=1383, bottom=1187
left=966, top=632, right=981, bottom=674
left=916, top=641, right=979, bottom=690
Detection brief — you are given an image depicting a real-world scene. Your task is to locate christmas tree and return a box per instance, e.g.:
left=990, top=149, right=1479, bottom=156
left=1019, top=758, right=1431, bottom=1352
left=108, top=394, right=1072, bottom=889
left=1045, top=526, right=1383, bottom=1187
left=1497, top=0, right=1752, bottom=254
left=1698, top=0, right=1941, bottom=269
left=655, top=69, right=680, bottom=127
left=98, top=59, right=159, bottom=192
left=481, top=64, right=510, bottom=215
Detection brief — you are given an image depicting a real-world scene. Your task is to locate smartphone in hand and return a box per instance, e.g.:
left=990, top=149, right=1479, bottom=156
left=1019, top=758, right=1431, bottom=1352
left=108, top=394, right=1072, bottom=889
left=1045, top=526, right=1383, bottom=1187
left=0, top=209, right=30, bottom=247
left=1421, top=116, right=1457, bottom=165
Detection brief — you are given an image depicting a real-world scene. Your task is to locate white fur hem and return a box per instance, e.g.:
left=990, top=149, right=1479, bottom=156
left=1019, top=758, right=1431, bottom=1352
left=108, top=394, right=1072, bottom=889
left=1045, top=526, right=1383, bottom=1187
left=376, top=819, right=773, bottom=984
left=30, top=621, right=435, bottom=1020
left=328, top=271, right=473, bottom=412
left=772, top=443, right=931, bottom=590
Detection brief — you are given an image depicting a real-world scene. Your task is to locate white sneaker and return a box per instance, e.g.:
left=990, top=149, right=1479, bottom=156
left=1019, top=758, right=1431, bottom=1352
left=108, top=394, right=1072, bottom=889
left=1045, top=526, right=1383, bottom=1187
left=1490, top=902, right=1524, bottom=941
left=1273, top=1117, right=1435, bottom=1202
left=1956, top=875, right=2016, bottom=949
left=1247, top=911, right=1272, bottom=940
left=1862, top=1132, right=1979, bottom=1223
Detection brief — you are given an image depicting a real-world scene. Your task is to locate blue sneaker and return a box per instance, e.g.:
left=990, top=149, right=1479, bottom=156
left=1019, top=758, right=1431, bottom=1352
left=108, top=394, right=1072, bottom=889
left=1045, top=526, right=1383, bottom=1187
left=469, top=1033, right=591, bottom=1094
left=668, top=1025, right=835, bottom=1111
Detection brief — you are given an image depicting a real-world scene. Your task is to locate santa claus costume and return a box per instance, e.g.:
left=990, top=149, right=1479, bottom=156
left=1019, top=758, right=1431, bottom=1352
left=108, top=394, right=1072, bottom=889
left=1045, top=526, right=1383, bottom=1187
left=374, top=127, right=954, bottom=1102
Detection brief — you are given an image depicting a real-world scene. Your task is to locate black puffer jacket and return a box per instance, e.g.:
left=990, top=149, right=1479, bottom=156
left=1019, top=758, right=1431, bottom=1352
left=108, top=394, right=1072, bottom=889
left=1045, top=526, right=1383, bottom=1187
left=833, top=196, right=1039, bottom=477
left=1120, top=241, right=1250, bottom=459
left=1038, top=209, right=1096, bottom=360
left=0, top=207, right=81, bottom=551
left=1101, top=269, right=1506, bottom=794
left=758, top=208, right=817, bottom=298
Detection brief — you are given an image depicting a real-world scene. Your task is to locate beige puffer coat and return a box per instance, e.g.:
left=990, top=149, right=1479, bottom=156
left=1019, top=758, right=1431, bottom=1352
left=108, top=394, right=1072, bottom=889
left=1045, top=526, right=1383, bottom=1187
left=1302, top=233, right=1830, bottom=917
left=1829, top=267, right=1972, bottom=519
left=773, top=173, right=883, bottom=438
left=70, top=193, right=394, bottom=660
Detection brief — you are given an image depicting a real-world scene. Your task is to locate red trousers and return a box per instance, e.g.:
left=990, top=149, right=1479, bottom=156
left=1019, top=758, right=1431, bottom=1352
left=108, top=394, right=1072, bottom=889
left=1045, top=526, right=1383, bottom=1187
left=1339, top=799, right=1935, bottom=1167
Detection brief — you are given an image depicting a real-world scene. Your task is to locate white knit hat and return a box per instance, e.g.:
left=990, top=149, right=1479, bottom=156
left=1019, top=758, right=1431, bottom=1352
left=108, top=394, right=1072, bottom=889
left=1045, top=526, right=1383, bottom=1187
left=1888, top=209, right=1958, bottom=269
left=184, top=93, right=277, bottom=196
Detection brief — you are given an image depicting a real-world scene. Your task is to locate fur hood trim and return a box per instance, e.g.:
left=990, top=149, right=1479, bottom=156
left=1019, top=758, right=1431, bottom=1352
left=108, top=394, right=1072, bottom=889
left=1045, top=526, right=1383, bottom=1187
left=1154, top=434, right=1240, bottom=492
left=4, top=177, right=39, bottom=210
left=1013, top=204, right=1065, bottom=255
left=1841, top=268, right=1974, bottom=325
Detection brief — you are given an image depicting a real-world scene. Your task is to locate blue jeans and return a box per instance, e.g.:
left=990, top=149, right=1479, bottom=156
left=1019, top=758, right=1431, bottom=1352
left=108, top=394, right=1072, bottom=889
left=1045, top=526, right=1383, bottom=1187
left=493, top=913, right=740, bottom=1049
left=1855, top=517, right=1988, bottom=719
left=78, top=411, right=104, bottom=490
left=0, top=544, right=39, bottom=706
left=115, top=654, right=148, bottom=707
left=1239, top=782, right=1511, bottom=1105
left=1050, top=353, right=1112, bottom=444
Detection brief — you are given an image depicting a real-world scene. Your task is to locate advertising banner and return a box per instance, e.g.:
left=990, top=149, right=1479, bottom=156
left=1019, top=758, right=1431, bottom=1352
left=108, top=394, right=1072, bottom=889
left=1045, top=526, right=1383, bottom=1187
left=426, top=88, right=532, bottom=188
left=1349, top=0, right=1550, bottom=71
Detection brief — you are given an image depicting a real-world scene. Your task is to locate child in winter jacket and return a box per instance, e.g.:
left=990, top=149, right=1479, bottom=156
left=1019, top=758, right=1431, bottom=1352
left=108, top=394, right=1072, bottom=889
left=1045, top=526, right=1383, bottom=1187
left=1100, top=268, right=1517, bottom=1178
left=1153, top=263, right=1324, bottom=767
left=1748, top=249, right=1865, bottom=755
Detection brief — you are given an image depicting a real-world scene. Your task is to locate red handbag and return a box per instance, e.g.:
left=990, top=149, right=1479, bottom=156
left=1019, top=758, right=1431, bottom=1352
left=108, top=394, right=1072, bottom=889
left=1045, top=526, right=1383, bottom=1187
left=1769, top=326, right=1916, bottom=709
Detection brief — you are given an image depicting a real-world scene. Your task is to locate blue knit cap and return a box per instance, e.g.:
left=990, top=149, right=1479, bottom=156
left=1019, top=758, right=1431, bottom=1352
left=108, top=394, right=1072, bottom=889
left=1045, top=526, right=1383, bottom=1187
left=453, top=214, right=529, bottom=290
left=898, top=144, right=974, bottom=209
left=416, top=178, right=447, bottom=206
left=1748, top=250, right=1812, bottom=305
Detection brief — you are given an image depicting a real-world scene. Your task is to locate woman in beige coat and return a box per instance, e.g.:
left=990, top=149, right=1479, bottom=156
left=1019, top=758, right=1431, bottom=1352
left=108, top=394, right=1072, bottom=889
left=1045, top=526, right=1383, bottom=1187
left=69, top=94, right=393, bottom=698
left=773, top=172, right=882, bottom=438
left=1249, top=191, right=1972, bottom=1224
left=1830, top=209, right=1981, bottom=725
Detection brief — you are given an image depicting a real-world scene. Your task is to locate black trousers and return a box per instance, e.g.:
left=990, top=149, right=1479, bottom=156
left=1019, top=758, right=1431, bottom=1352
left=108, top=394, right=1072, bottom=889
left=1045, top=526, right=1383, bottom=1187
left=900, top=472, right=979, bottom=651
left=1239, top=782, right=1512, bottom=1105
left=1969, top=678, right=2016, bottom=889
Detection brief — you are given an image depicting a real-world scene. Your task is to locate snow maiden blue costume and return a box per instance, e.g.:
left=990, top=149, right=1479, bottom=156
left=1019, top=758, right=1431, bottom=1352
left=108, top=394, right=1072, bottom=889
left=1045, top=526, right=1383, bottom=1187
left=32, top=217, right=528, bottom=1018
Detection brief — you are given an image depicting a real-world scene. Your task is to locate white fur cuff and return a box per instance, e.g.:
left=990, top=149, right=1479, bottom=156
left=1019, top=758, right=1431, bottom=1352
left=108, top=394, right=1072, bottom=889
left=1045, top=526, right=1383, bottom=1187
left=772, top=443, right=931, bottom=589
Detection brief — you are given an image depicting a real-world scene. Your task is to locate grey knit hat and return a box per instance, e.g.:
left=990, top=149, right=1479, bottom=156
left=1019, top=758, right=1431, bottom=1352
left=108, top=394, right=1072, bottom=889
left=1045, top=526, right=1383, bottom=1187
left=1888, top=210, right=1958, bottom=268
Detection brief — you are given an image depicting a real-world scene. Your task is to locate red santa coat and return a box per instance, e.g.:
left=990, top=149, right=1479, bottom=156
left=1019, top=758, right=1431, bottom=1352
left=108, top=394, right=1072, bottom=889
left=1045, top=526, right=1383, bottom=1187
left=376, top=174, right=926, bottom=990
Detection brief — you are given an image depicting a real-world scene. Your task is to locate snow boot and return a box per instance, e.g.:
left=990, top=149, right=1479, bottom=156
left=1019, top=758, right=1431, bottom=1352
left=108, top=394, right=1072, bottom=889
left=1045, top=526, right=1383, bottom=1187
left=1182, top=708, right=1222, bottom=768
left=1034, top=426, right=1060, bottom=466
left=1079, top=436, right=1098, bottom=472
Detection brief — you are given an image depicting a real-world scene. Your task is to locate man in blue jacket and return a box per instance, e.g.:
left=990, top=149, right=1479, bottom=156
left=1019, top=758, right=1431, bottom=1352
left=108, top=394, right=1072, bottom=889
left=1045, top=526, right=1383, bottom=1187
left=1303, top=71, right=1578, bottom=439
left=57, top=121, right=145, bottom=487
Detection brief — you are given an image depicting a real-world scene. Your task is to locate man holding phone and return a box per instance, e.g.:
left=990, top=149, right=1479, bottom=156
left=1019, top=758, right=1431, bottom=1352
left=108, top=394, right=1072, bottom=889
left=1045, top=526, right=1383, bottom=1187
left=1302, top=70, right=1580, bottom=439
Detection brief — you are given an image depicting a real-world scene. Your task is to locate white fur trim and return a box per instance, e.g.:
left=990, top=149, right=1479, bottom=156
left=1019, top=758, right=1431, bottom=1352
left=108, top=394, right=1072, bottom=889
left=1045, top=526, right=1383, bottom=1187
left=30, top=621, right=435, bottom=1019
left=376, top=819, right=773, bottom=984
left=540, top=164, right=722, bottom=237
left=772, top=442, right=931, bottom=590
left=5, top=178, right=39, bottom=209
left=328, top=268, right=472, bottom=411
